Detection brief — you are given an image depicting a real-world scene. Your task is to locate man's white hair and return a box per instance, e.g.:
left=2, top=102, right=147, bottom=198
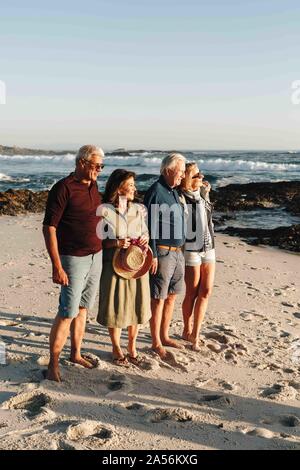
left=160, top=152, right=186, bottom=174
left=76, top=145, right=104, bottom=164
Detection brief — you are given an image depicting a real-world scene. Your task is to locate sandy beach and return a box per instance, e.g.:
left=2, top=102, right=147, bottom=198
left=0, top=213, right=299, bottom=450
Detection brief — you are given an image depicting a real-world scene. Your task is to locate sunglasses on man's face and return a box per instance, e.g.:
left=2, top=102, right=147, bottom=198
left=83, top=159, right=105, bottom=171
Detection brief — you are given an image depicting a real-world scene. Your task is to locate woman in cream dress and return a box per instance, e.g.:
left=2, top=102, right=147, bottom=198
left=97, top=169, right=151, bottom=366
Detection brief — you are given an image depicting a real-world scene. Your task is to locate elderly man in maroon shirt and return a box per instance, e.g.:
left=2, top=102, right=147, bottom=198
left=43, top=145, right=104, bottom=382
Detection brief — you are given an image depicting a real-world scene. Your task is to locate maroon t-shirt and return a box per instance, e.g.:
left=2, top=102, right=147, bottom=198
left=43, top=173, right=102, bottom=256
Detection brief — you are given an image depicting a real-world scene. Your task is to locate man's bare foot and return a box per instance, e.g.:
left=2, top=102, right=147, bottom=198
left=46, top=366, right=61, bottom=382
left=161, top=339, right=184, bottom=349
left=182, top=331, right=193, bottom=341
left=70, top=355, right=94, bottom=369
left=152, top=345, right=168, bottom=359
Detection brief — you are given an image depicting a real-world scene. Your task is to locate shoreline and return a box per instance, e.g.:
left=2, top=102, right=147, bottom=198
left=0, top=213, right=299, bottom=450
left=1, top=181, right=300, bottom=252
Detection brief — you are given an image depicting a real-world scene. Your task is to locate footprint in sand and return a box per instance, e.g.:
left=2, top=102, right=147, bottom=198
left=66, top=420, right=113, bottom=441
left=288, top=380, right=300, bottom=392
left=214, top=324, right=239, bottom=338
left=136, top=356, right=160, bottom=371
left=198, top=394, right=235, bottom=408
left=1, top=391, right=51, bottom=418
left=232, top=343, right=249, bottom=356
left=240, top=312, right=254, bottom=322
left=281, top=302, right=296, bottom=308
left=224, top=351, right=238, bottom=364
left=206, top=343, right=224, bottom=354
left=146, top=407, right=194, bottom=423
left=261, top=383, right=297, bottom=401
left=162, top=351, right=189, bottom=372
left=148, top=350, right=189, bottom=372
left=34, top=406, right=57, bottom=423
left=193, top=376, right=214, bottom=388
left=282, top=367, right=296, bottom=374
left=106, top=374, right=133, bottom=393
left=245, top=427, right=275, bottom=439
left=279, top=415, right=300, bottom=427
left=218, top=380, right=238, bottom=391
left=293, top=312, right=300, bottom=319
left=126, top=402, right=146, bottom=411
left=205, top=331, right=230, bottom=345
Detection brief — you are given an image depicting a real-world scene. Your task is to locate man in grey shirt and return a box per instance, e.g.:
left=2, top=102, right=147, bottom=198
left=144, top=153, right=186, bottom=359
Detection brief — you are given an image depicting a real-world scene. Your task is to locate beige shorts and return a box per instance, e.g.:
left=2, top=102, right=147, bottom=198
left=184, top=249, right=216, bottom=266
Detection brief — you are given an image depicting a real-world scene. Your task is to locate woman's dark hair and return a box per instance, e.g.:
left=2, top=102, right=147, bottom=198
left=103, top=169, right=136, bottom=206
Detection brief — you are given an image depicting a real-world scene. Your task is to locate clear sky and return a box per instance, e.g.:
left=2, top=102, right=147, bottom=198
left=0, top=0, right=300, bottom=151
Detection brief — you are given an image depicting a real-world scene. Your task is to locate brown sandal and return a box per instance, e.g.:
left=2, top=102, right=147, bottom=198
left=127, top=354, right=143, bottom=366
left=112, top=356, right=129, bottom=367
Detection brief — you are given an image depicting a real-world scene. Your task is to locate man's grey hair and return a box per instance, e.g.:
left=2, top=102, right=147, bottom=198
left=76, top=145, right=104, bottom=164
left=160, top=152, right=186, bottom=174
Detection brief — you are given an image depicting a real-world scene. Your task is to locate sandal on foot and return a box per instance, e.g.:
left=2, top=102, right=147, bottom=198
left=127, top=354, right=143, bottom=366
left=81, top=354, right=98, bottom=368
left=112, top=356, right=129, bottom=367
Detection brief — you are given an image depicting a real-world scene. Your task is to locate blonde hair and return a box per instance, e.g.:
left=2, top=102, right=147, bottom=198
left=179, top=162, right=198, bottom=191
left=76, top=145, right=104, bottom=164
left=160, top=152, right=186, bottom=175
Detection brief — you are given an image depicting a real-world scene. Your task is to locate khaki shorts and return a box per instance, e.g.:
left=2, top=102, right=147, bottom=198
left=150, top=247, right=185, bottom=300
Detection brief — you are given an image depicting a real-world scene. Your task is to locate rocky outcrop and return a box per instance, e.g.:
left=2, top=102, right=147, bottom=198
left=0, top=181, right=300, bottom=252
left=0, top=145, right=75, bottom=156
left=219, top=224, right=300, bottom=252
left=286, top=194, right=300, bottom=215
left=210, top=181, right=300, bottom=214
left=0, top=189, right=48, bottom=216
left=106, top=150, right=131, bottom=156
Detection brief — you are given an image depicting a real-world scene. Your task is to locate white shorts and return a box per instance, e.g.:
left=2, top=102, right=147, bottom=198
left=184, top=249, right=216, bottom=267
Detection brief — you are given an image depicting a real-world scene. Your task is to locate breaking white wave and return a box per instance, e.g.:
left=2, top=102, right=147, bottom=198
left=0, top=153, right=299, bottom=172
left=218, top=176, right=251, bottom=187
left=0, top=172, right=12, bottom=181
left=0, top=173, right=30, bottom=183
left=197, top=158, right=299, bottom=172
left=0, top=153, right=75, bottom=163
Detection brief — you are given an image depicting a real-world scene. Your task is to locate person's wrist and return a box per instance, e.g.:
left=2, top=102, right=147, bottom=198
left=53, top=263, right=62, bottom=272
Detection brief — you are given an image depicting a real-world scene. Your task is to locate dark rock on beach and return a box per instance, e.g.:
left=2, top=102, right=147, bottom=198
left=286, top=194, right=300, bottom=215
left=106, top=149, right=131, bottom=156
left=219, top=224, right=300, bottom=252
left=210, top=181, right=300, bottom=214
left=0, top=189, right=48, bottom=216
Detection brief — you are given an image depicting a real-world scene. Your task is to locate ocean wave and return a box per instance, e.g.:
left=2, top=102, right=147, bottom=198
left=0, top=153, right=75, bottom=163
left=0, top=172, right=13, bottom=181
left=197, top=158, right=299, bottom=172
left=218, top=176, right=251, bottom=187
left=0, top=173, right=30, bottom=183
left=1, top=153, right=300, bottom=173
